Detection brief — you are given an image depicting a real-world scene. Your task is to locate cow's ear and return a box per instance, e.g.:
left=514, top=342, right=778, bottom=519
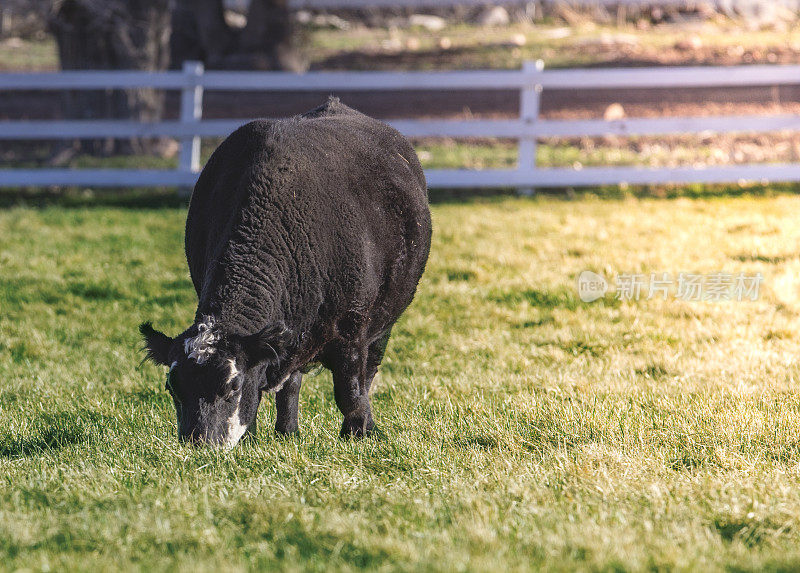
left=239, top=322, right=294, bottom=366
left=139, top=322, right=174, bottom=366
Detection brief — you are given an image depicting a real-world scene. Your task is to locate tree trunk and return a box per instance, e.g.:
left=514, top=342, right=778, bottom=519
left=237, top=0, right=303, bottom=71
left=170, top=0, right=235, bottom=68
left=50, top=0, right=172, bottom=155
left=170, top=0, right=304, bottom=71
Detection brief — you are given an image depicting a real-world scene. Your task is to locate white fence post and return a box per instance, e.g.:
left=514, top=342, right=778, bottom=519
left=178, top=61, right=204, bottom=196
left=517, top=59, right=544, bottom=196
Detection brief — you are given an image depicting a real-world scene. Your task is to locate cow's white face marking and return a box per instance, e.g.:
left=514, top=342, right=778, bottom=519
left=195, top=392, right=248, bottom=448
left=224, top=396, right=249, bottom=448
left=223, top=359, right=248, bottom=447
left=220, top=360, right=246, bottom=448
left=184, top=315, right=219, bottom=364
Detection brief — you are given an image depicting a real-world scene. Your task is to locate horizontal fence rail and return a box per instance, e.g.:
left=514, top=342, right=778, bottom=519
left=4, top=64, right=799, bottom=91
left=9, top=114, right=800, bottom=140
left=3, top=61, right=800, bottom=192
left=286, top=0, right=800, bottom=8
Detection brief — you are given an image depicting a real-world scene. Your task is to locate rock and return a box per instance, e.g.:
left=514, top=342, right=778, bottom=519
left=157, top=138, right=180, bottom=159
left=408, top=14, right=446, bottom=32
left=577, top=33, right=638, bottom=48
left=438, top=37, right=452, bottom=50
left=613, top=33, right=639, bottom=46
left=311, top=14, right=350, bottom=30
left=675, top=35, right=703, bottom=50
left=540, top=27, right=572, bottom=40
left=224, top=10, right=246, bottom=29
left=476, top=6, right=510, bottom=27
left=2, top=37, right=24, bottom=49
left=381, top=37, right=402, bottom=52
left=604, top=103, right=626, bottom=121
left=728, top=45, right=745, bottom=57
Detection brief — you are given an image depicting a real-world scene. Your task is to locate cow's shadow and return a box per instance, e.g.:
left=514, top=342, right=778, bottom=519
left=0, top=409, right=104, bottom=459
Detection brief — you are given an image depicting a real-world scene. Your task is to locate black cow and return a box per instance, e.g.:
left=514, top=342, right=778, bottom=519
left=140, top=98, right=432, bottom=446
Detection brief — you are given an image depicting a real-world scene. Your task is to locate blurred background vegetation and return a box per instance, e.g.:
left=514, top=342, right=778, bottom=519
left=4, top=0, right=800, bottom=201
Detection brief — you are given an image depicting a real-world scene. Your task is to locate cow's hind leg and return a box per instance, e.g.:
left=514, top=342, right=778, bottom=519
left=275, top=370, right=302, bottom=435
left=332, top=331, right=392, bottom=439
left=331, top=344, right=374, bottom=438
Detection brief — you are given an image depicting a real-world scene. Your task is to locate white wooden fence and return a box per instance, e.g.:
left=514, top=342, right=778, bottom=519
left=288, top=0, right=797, bottom=9
left=3, top=60, right=800, bottom=193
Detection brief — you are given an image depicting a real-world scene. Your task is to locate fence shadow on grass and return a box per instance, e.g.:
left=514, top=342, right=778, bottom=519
left=428, top=182, right=800, bottom=204
left=0, top=187, right=188, bottom=210
left=0, top=186, right=521, bottom=209
left=2, top=182, right=799, bottom=210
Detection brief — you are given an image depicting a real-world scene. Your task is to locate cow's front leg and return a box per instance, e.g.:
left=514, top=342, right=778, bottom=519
left=275, top=371, right=302, bottom=435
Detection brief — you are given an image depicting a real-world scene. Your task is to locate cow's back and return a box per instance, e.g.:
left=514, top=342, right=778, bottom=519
left=185, top=99, right=431, bottom=339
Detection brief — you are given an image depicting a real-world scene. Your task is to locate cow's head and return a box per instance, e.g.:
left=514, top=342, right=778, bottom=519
left=139, top=316, right=292, bottom=447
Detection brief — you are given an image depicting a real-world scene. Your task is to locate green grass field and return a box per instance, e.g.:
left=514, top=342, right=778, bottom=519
left=4, top=193, right=800, bottom=570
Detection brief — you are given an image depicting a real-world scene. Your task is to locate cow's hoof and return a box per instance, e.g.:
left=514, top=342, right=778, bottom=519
left=275, top=425, right=300, bottom=437
left=340, top=416, right=375, bottom=439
